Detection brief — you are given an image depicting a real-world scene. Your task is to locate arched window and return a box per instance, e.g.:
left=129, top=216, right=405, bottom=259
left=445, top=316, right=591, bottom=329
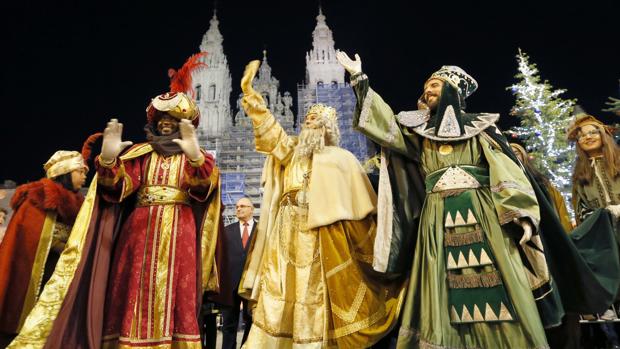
left=209, top=85, right=216, bottom=101
left=195, top=84, right=202, bottom=101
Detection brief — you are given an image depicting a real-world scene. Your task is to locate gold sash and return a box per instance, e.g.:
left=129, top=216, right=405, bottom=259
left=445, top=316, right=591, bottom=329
left=136, top=185, right=189, bottom=206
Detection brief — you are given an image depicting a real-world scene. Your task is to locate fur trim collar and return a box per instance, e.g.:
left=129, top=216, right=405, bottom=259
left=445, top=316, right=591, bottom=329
left=11, top=178, right=84, bottom=221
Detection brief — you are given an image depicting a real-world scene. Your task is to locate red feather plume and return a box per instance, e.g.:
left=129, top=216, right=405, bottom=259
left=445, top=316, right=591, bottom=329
left=81, top=132, right=103, bottom=163
left=169, top=52, right=208, bottom=97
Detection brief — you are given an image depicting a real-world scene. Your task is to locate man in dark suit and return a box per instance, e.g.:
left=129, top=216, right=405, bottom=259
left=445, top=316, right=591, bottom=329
left=220, top=197, right=256, bottom=349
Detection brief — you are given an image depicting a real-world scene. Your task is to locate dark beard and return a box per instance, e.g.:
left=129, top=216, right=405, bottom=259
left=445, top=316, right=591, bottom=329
left=144, top=124, right=183, bottom=156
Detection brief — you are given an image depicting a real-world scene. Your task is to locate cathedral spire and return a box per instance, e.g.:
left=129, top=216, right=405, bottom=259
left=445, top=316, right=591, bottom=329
left=305, top=7, right=344, bottom=86
left=200, top=9, right=223, bottom=58
left=257, top=49, right=275, bottom=88
left=193, top=7, right=232, bottom=139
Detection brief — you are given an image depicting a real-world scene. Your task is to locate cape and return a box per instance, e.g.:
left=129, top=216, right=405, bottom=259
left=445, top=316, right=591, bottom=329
left=238, top=146, right=377, bottom=301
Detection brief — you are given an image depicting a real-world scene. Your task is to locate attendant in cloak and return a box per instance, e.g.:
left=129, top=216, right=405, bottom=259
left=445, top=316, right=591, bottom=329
left=0, top=148, right=89, bottom=343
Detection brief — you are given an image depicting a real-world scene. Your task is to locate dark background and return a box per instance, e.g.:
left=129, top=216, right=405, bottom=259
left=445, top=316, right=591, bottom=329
left=1, top=0, right=618, bottom=183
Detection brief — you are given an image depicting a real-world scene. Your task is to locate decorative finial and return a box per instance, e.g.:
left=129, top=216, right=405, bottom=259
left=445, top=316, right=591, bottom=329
left=262, top=49, right=267, bottom=61
left=317, top=3, right=325, bottom=22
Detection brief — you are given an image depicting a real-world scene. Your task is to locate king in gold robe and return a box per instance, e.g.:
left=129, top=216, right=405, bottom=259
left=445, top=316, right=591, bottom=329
left=238, top=60, right=404, bottom=349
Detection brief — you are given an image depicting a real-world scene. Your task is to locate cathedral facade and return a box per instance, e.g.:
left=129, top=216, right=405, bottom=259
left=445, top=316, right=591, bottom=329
left=192, top=8, right=367, bottom=222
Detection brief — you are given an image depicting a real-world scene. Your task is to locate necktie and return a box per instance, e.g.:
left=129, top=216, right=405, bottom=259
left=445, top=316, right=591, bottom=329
left=242, top=222, right=249, bottom=248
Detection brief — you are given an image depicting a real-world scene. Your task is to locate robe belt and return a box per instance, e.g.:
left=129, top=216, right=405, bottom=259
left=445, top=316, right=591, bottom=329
left=136, top=185, right=190, bottom=206
left=425, top=165, right=490, bottom=194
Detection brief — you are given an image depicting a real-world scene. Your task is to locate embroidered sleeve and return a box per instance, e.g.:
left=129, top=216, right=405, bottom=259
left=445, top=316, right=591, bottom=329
left=480, top=136, right=541, bottom=232
left=95, top=156, right=140, bottom=203
left=185, top=151, right=215, bottom=202
left=351, top=74, right=417, bottom=157
left=249, top=110, right=295, bottom=164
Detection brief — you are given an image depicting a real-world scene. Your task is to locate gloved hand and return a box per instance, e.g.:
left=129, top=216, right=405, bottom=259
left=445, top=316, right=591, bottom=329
left=607, top=204, right=620, bottom=218
left=240, top=60, right=269, bottom=120
left=100, top=118, right=133, bottom=164
left=172, top=119, right=203, bottom=163
left=514, top=217, right=533, bottom=245
left=336, top=51, right=362, bottom=75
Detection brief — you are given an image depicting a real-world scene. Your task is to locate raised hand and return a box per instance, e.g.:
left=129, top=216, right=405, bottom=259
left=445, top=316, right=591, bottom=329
left=240, top=60, right=268, bottom=115
left=172, top=119, right=202, bottom=162
left=100, top=118, right=133, bottom=164
left=336, top=51, right=362, bottom=75
left=241, top=60, right=260, bottom=96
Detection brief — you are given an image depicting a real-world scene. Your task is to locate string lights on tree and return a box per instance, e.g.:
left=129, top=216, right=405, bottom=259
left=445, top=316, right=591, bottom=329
left=507, top=48, right=577, bottom=216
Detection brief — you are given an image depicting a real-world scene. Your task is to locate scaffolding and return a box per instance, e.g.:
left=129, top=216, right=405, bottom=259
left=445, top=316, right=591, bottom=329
left=297, top=82, right=369, bottom=162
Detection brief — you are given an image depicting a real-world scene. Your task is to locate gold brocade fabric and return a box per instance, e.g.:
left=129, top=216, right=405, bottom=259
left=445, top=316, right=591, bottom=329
left=136, top=185, right=190, bottom=206
left=17, top=212, right=56, bottom=330
left=283, top=154, right=310, bottom=193
left=244, top=199, right=404, bottom=349
left=240, top=72, right=395, bottom=347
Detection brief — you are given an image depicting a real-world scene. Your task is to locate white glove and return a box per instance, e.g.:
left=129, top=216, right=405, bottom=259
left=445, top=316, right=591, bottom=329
left=514, top=218, right=533, bottom=245
left=607, top=204, right=620, bottom=218
left=172, top=119, right=202, bottom=162
left=100, top=118, right=133, bottom=164
left=240, top=60, right=269, bottom=118
left=336, top=51, right=362, bottom=75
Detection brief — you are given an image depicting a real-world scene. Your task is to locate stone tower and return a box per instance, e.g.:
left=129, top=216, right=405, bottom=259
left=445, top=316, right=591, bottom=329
left=192, top=10, right=233, bottom=143
left=298, top=7, right=368, bottom=162
left=305, top=7, right=345, bottom=86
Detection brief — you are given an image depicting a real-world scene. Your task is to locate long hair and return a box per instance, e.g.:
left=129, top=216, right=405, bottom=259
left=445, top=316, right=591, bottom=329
left=572, top=124, right=620, bottom=185
left=510, top=144, right=552, bottom=189
left=324, top=117, right=340, bottom=147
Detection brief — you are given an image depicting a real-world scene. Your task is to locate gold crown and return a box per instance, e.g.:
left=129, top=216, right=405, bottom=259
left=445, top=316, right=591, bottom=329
left=306, top=104, right=337, bottom=122
left=43, top=150, right=87, bottom=179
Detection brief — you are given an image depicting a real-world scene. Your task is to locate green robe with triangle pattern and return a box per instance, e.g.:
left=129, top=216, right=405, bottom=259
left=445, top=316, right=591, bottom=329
left=351, top=76, right=549, bottom=349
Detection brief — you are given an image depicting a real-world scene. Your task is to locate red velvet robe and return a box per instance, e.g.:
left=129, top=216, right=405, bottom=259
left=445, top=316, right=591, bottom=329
left=0, top=178, right=83, bottom=334
left=96, top=147, right=214, bottom=349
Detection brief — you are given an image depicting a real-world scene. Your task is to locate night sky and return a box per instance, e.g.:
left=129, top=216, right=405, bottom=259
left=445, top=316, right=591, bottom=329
left=1, top=0, right=618, bottom=184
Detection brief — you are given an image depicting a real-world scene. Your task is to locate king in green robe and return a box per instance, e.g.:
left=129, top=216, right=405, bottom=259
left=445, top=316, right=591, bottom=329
left=338, top=55, right=550, bottom=348
left=335, top=52, right=620, bottom=349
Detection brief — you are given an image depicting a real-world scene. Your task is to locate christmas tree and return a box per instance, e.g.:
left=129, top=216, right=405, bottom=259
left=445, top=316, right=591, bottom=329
left=507, top=49, right=577, bottom=215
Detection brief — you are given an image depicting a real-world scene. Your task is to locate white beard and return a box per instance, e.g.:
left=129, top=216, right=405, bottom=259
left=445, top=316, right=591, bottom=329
left=294, top=127, right=326, bottom=159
